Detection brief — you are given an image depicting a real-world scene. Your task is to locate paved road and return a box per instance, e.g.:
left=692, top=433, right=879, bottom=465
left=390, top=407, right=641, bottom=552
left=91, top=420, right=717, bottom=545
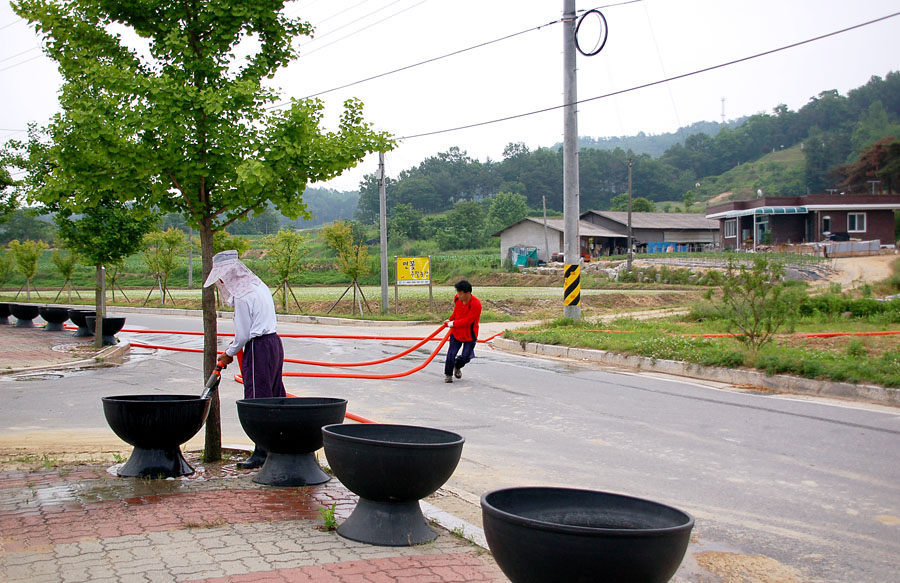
left=2, top=312, right=899, bottom=582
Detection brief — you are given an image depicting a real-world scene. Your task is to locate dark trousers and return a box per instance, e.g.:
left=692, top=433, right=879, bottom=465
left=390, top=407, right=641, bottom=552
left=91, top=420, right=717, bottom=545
left=242, top=333, right=286, bottom=399
left=444, top=336, right=476, bottom=377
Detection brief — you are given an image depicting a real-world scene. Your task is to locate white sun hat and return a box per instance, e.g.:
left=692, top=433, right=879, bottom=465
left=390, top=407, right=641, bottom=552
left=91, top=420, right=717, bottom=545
left=203, top=250, right=263, bottom=305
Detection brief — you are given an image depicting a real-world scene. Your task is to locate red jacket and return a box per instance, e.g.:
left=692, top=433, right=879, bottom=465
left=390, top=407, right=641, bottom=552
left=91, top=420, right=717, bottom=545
left=448, top=294, right=482, bottom=342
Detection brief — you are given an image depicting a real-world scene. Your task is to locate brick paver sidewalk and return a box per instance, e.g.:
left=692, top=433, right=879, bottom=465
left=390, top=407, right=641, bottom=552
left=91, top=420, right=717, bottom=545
left=0, top=323, right=111, bottom=374
left=0, top=458, right=506, bottom=583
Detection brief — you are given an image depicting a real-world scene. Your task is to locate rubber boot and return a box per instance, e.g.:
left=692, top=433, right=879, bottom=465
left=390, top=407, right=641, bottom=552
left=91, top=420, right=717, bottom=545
left=237, top=446, right=267, bottom=470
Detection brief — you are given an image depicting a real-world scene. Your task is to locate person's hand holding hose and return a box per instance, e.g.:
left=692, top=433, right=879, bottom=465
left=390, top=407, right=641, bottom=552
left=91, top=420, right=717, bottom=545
left=217, top=352, right=234, bottom=369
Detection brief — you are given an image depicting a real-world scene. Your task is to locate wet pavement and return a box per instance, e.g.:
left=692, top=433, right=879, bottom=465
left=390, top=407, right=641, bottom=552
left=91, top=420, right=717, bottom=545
left=0, top=320, right=506, bottom=583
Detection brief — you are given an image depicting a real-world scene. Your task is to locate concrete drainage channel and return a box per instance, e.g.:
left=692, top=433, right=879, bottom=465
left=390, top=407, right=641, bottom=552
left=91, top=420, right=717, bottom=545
left=492, top=337, right=900, bottom=408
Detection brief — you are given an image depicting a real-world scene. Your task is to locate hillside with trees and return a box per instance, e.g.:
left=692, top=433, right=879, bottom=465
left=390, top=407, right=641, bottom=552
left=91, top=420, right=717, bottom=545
left=355, top=71, right=900, bottom=230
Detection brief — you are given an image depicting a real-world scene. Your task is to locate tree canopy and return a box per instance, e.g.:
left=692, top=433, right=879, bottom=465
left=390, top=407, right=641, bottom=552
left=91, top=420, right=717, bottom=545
left=11, top=0, right=393, bottom=461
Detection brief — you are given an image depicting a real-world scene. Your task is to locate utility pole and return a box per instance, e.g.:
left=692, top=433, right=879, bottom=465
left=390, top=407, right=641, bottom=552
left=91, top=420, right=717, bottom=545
left=188, top=226, right=193, bottom=288
left=627, top=158, right=633, bottom=271
left=542, top=195, right=550, bottom=263
left=562, top=0, right=580, bottom=321
left=378, top=152, right=389, bottom=314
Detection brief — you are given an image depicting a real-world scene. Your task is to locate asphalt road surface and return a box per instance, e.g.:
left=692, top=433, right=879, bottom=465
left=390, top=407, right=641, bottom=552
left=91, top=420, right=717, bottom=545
left=1, top=312, right=898, bottom=582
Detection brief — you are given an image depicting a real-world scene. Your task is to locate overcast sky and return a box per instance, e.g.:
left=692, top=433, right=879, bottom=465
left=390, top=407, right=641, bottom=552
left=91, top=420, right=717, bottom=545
left=2, top=0, right=899, bottom=193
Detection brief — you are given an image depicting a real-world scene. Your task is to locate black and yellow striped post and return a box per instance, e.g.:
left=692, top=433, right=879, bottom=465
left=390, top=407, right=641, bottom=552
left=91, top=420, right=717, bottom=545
left=564, top=263, right=581, bottom=320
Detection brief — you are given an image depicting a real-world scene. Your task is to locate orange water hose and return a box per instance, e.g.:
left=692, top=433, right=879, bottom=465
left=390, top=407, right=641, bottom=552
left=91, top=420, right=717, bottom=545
left=510, top=329, right=900, bottom=338
left=284, top=324, right=447, bottom=367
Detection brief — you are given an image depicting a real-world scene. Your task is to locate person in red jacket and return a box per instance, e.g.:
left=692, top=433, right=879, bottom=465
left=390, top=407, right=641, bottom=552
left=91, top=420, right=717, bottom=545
left=443, top=280, right=482, bottom=383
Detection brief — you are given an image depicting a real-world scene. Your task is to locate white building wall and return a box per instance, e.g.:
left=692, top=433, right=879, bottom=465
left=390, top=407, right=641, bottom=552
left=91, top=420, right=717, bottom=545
left=499, top=222, right=563, bottom=262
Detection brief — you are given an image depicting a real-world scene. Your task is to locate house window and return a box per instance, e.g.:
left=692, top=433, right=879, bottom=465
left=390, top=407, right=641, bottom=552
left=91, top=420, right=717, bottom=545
left=822, top=216, right=831, bottom=234
left=848, top=213, right=866, bottom=233
left=724, top=219, right=736, bottom=239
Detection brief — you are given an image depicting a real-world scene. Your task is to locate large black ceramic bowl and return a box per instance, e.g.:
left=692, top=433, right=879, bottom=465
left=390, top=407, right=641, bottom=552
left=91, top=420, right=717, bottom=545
left=236, top=397, right=347, bottom=487
left=38, top=306, right=70, bottom=332
left=10, top=304, right=40, bottom=328
left=481, top=487, right=694, bottom=583
left=68, top=309, right=95, bottom=337
left=322, top=423, right=464, bottom=546
left=0, top=303, right=11, bottom=325
left=85, top=315, right=126, bottom=345
left=102, top=395, right=211, bottom=478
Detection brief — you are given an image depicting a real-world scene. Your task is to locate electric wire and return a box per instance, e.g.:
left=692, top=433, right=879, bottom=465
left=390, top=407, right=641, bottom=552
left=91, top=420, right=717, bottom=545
left=396, top=11, right=900, bottom=141
left=300, top=0, right=406, bottom=47
left=300, top=0, right=428, bottom=58
left=277, top=0, right=641, bottom=106
left=0, top=46, right=39, bottom=64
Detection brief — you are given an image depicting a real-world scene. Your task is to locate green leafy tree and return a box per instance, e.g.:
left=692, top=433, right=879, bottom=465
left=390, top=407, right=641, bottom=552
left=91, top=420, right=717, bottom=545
left=485, top=191, right=528, bottom=236
left=13, top=0, right=392, bottom=461
left=50, top=248, right=81, bottom=302
left=322, top=220, right=371, bottom=315
left=213, top=231, right=251, bottom=256
left=105, top=259, right=128, bottom=302
left=715, top=256, right=804, bottom=351
left=53, top=200, right=157, bottom=338
left=9, top=239, right=48, bottom=300
left=436, top=201, right=486, bottom=250
left=263, top=229, right=308, bottom=312
left=388, top=203, right=424, bottom=240
left=610, top=194, right=655, bottom=212
left=0, top=250, right=14, bottom=289
left=0, top=165, right=18, bottom=224
left=0, top=209, right=56, bottom=246
left=141, top=228, right=186, bottom=306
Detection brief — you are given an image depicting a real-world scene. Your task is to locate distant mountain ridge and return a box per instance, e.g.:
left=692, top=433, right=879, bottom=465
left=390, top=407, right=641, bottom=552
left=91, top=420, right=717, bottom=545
left=553, top=119, right=746, bottom=157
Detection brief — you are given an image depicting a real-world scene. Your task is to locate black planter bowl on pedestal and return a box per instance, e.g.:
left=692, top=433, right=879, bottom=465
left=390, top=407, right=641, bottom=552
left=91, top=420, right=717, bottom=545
left=480, top=487, right=694, bottom=583
left=0, top=303, right=11, bottom=325
left=68, top=309, right=95, bottom=337
left=102, top=395, right=211, bottom=478
left=236, top=397, right=348, bottom=487
left=38, top=306, right=70, bottom=332
left=10, top=304, right=40, bottom=328
left=322, top=423, right=465, bottom=546
left=85, top=315, right=126, bottom=345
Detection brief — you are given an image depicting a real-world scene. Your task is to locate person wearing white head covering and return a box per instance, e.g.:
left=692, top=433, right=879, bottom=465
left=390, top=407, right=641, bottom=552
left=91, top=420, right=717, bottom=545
left=204, top=250, right=286, bottom=469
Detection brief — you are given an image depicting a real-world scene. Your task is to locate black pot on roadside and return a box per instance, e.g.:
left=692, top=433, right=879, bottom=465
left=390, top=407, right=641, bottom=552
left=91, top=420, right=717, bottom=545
left=85, top=315, right=126, bottom=345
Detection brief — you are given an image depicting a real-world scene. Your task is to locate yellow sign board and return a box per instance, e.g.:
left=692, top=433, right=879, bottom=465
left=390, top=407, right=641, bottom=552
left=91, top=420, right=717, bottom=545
left=396, top=257, right=430, bottom=285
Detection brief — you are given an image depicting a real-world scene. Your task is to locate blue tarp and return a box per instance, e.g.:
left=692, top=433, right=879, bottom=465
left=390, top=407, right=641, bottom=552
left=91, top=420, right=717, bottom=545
left=646, top=242, right=689, bottom=253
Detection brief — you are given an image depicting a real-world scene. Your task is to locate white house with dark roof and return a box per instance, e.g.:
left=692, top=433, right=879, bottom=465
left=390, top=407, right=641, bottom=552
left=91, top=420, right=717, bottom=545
left=493, top=212, right=720, bottom=263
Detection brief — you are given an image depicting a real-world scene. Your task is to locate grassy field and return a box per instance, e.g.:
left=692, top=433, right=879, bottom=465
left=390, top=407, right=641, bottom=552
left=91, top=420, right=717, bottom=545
left=507, top=293, right=900, bottom=388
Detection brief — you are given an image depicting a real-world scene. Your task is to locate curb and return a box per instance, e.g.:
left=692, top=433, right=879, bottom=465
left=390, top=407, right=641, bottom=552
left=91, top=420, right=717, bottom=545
left=493, top=337, right=900, bottom=407
left=0, top=341, right=131, bottom=377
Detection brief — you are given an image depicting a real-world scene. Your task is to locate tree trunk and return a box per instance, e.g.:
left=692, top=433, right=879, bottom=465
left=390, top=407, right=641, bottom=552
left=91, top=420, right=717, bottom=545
left=200, top=220, right=221, bottom=463
left=95, top=265, right=105, bottom=350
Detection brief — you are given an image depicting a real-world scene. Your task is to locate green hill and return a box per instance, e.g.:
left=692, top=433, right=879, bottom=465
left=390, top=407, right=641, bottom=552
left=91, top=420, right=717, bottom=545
left=698, top=145, right=806, bottom=206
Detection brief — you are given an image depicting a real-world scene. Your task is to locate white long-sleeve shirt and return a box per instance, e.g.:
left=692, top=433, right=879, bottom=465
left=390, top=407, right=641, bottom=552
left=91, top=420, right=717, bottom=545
left=225, top=283, right=278, bottom=357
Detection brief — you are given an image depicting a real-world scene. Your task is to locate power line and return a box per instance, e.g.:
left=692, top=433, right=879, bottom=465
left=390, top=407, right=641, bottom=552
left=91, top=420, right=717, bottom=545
left=0, top=46, right=39, bottom=64
left=313, top=0, right=380, bottom=28
left=0, top=54, right=44, bottom=73
left=0, top=18, right=23, bottom=32
left=273, top=0, right=641, bottom=107
left=299, top=0, right=409, bottom=48
left=301, top=0, right=429, bottom=58
left=295, top=18, right=561, bottom=102
left=397, top=10, right=900, bottom=141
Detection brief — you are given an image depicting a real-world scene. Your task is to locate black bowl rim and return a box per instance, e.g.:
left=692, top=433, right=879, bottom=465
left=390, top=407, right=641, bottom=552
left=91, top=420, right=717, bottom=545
left=481, top=486, right=694, bottom=537
left=237, top=397, right=348, bottom=408
left=102, top=394, right=207, bottom=403
left=322, top=423, right=464, bottom=448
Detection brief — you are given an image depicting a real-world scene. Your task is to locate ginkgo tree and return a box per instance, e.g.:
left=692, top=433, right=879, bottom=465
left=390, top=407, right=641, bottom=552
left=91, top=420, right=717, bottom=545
left=12, top=0, right=394, bottom=461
